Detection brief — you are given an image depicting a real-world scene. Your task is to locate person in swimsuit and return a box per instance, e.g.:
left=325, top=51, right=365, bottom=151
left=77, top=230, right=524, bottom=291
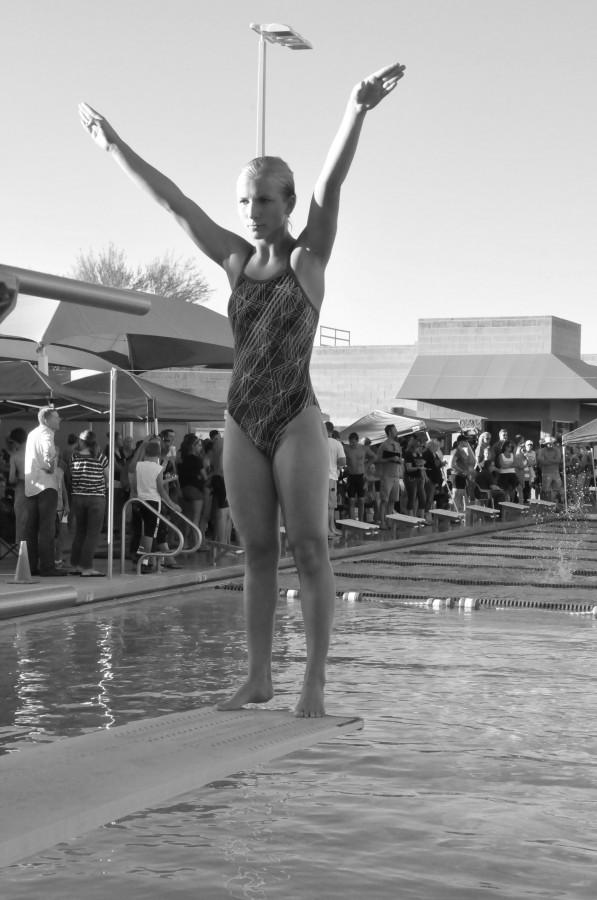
left=78, top=60, right=405, bottom=717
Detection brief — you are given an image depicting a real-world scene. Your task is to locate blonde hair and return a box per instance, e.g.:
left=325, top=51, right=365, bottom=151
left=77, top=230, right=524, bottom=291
left=239, top=156, right=295, bottom=201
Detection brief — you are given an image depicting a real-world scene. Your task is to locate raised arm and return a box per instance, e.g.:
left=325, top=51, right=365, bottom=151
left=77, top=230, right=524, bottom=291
left=78, top=103, right=250, bottom=272
left=301, top=63, right=405, bottom=264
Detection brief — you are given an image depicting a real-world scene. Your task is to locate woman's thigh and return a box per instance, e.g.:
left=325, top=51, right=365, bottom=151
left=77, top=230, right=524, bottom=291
left=272, top=406, right=328, bottom=546
left=223, top=415, right=280, bottom=550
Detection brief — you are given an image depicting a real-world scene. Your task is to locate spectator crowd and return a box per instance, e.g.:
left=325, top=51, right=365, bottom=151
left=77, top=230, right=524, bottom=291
left=0, top=411, right=594, bottom=574
left=326, top=423, right=594, bottom=530
left=0, top=407, right=230, bottom=576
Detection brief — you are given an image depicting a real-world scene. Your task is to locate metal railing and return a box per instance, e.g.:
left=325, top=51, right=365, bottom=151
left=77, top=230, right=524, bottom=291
left=120, top=498, right=202, bottom=575
left=319, top=325, right=351, bottom=347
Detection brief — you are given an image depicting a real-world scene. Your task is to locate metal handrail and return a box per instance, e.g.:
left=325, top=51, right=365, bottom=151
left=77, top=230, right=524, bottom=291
left=120, top=497, right=202, bottom=575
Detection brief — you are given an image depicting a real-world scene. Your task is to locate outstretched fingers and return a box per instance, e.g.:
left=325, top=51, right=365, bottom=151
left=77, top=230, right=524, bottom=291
left=77, top=102, right=117, bottom=150
left=353, top=62, right=405, bottom=111
left=369, top=61, right=406, bottom=85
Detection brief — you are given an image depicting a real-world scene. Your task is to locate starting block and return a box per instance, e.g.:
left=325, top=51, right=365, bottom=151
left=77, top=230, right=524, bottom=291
left=465, top=504, right=500, bottom=527
left=499, top=501, right=529, bottom=522
left=430, top=509, right=464, bottom=532
left=335, top=519, right=380, bottom=544
left=527, top=498, right=557, bottom=517
left=385, top=512, right=427, bottom=539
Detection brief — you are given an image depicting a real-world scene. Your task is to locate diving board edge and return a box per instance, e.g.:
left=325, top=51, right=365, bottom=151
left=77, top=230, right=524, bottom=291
left=0, top=707, right=363, bottom=868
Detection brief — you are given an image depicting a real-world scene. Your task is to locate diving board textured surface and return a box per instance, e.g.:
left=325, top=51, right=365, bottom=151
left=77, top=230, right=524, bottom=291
left=0, top=706, right=363, bottom=867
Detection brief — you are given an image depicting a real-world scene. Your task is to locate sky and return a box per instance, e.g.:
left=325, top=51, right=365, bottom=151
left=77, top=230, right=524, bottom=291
left=2, top=0, right=596, bottom=351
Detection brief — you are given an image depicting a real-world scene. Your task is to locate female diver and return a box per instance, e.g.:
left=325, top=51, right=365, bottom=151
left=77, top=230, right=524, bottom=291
left=79, top=60, right=405, bottom=716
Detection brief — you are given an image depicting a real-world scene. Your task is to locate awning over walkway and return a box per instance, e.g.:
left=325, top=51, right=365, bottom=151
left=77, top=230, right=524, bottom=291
left=399, top=354, right=597, bottom=402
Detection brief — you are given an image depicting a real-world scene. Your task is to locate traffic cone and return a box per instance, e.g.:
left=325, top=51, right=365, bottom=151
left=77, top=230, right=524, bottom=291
left=8, top=541, right=38, bottom=584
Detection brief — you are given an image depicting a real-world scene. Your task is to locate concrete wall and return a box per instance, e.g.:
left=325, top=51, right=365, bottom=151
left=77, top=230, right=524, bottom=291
left=309, top=345, right=416, bottom=424
left=142, top=344, right=417, bottom=428
left=417, top=316, right=581, bottom=357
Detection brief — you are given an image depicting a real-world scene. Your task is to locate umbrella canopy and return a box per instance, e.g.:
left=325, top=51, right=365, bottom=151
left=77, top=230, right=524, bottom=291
left=0, top=292, right=234, bottom=371
left=337, top=409, right=426, bottom=444
left=65, top=370, right=226, bottom=423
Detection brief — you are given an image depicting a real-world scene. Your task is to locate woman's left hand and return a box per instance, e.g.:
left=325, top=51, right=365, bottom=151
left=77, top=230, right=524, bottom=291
left=352, top=62, right=406, bottom=111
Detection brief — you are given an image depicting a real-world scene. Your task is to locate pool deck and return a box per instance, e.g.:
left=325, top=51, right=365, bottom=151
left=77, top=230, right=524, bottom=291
left=1, top=510, right=595, bottom=620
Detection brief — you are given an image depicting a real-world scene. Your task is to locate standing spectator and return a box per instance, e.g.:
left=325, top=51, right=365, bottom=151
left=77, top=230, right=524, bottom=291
left=104, top=432, right=128, bottom=535
left=363, top=461, right=380, bottom=523
left=344, top=432, right=374, bottom=521
left=7, top=427, right=27, bottom=543
left=537, top=436, right=563, bottom=502
left=62, top=433, right=79, bottom=469
left=475, top=431, right=492, bottom=468
left=496, top=440, right=518, bottom=501
left=199, top=437, right=214, bottom=539
left=178, top=433, right=207, bottom=547
left=363, top=438, right=381, bottom=522
left=449, top=434, right=475, bottom=512
left=68, top=431, right=109, bottom=576
left=24, top=406, right=62, bottom=576
left=135, top=439, right=182, bottom=571
left=403, top=435, right=428, bottom=518
left=473, top=448, right=506, bottom=507
left=421, top=438, right=445, bottom=522
left=517, top=439, right=537, bottom=502
left=377, top=424, right=404, bottom=528
left=513, top=435, right=528, bottom=503
left=326, top=421, right=346, bottom=537
left=490, top=428, right=509, bottom=463
left=209, top=429, right=232, bottom=544
left=54, top=450, right=70, bottom=567
left=62, top=432, right=79, bottom=533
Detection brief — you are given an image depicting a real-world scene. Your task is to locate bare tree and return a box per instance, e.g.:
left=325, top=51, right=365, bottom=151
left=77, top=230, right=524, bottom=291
left=70, top=243, right=212, bottom=304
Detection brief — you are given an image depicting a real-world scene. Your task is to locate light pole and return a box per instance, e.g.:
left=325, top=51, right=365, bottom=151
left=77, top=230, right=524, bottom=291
left=249, top=23, right=312, bottom=157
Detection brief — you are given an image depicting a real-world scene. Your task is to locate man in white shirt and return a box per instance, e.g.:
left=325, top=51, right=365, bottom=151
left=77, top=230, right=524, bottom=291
left=325, top=422, right=346, bottom=537
left=24, top=406, right=62, bottom=576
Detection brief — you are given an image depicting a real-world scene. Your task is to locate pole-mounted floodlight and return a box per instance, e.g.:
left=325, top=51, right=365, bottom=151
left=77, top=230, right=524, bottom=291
left=249, top=23, right=313, bottom=157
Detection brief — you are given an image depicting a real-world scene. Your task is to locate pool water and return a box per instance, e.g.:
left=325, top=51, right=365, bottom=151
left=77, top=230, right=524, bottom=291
left=1, top=589, right=597, bottom=899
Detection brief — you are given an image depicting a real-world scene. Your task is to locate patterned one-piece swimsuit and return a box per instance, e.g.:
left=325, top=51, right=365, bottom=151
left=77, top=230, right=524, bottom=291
left=227, top=266, right=320, bottom=459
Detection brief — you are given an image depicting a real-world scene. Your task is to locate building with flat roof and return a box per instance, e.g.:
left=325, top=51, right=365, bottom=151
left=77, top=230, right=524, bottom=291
left=398, top=316, right=597, bottom=442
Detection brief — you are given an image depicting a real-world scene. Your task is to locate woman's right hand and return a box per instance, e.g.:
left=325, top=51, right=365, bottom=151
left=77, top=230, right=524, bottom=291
left=78, top=102, right=120, bottom=151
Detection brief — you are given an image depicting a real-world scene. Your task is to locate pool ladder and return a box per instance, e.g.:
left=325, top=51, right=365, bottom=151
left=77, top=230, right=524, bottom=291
left=119, top=497, right=202, bottom=575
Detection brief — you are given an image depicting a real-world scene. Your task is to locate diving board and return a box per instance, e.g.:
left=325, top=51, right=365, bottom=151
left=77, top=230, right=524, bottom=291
left=0, top=706, right=363, bottom=867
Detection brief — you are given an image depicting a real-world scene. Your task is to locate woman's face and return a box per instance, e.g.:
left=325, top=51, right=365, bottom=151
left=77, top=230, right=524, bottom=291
left=237, top=172, right=294, bottom=241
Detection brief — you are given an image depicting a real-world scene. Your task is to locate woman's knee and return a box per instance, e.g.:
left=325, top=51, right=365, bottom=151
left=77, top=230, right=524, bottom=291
left=290, top=534, right=328, bottom=574
left=243, top=532, right=280, bottom=567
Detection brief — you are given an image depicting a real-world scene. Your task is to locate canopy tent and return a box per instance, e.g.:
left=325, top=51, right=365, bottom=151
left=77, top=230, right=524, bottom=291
left=0, top=361, right=225, bottom=424
left=337, top=409, right=425, bottom=444
left=0, top=292, right=234, bottom=371
left=562, top=419, right=597, bottom=446
left=391, top=405, right=465, bottom=434
left=65, top=370, right=226, bottom=424
left=0, top=360, right=110, bottom=417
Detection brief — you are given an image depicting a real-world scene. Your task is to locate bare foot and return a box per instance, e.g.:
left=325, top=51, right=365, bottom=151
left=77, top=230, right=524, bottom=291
left=294, top=678, right=326, bottom=718
left=216, top=677, right=274, bottom=711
